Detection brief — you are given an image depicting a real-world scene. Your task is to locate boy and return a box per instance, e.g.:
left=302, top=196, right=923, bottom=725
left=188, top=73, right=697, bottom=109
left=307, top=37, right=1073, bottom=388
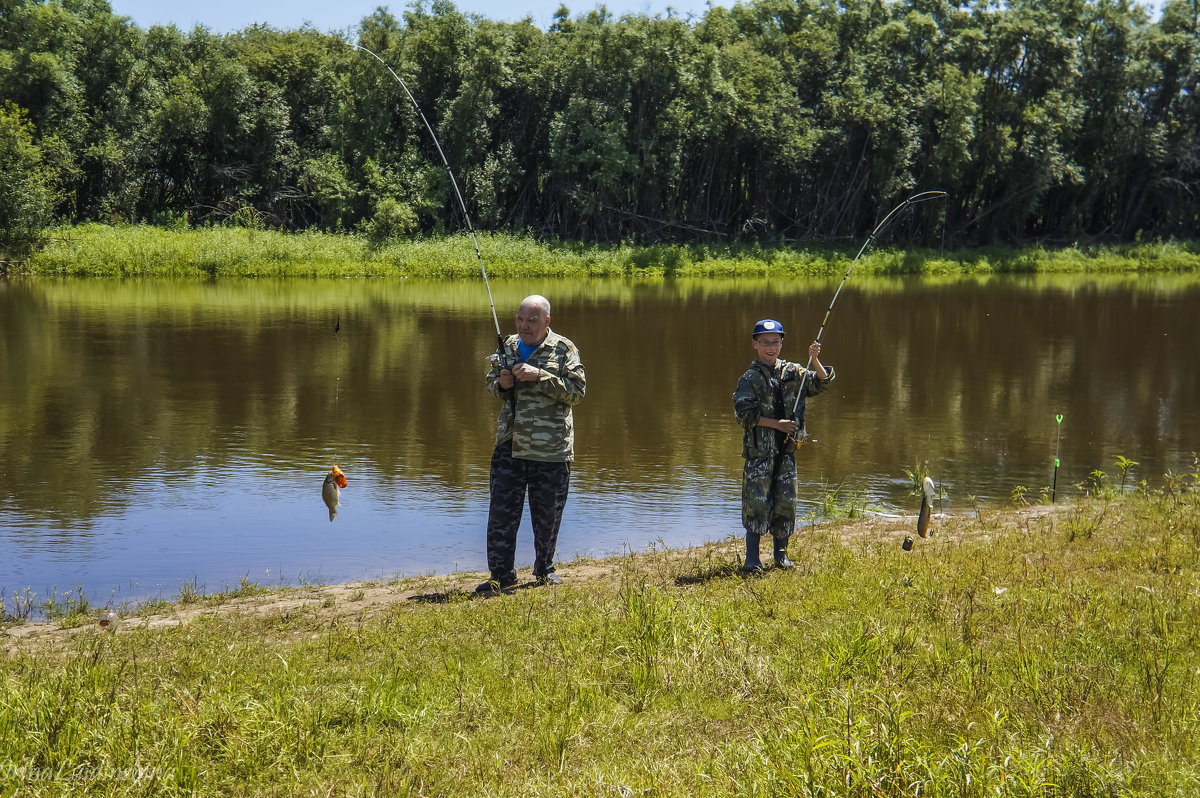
left=733, top=319, right=834, bottom=571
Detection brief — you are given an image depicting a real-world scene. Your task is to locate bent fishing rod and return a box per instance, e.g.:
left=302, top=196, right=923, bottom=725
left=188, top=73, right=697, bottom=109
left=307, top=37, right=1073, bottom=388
left=786, top=190, right=948, bottom=448
left=354, top=43, right=507, bottom=365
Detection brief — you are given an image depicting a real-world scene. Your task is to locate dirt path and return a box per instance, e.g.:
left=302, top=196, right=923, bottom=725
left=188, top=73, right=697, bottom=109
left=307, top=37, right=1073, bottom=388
left=0, top=557, right=670, bottom=654
left=2, top=504, right=1059, bottom=655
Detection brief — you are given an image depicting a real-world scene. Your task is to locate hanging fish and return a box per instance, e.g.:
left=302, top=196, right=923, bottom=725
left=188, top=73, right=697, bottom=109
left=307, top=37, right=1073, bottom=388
left=917, top=476, right=936, bottom=538
left=322, top=464, right=347, bottom=521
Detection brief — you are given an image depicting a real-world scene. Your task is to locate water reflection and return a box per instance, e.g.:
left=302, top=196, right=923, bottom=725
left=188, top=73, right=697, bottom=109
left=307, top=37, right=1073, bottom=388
left=1, top=275, right=1197, bottom=607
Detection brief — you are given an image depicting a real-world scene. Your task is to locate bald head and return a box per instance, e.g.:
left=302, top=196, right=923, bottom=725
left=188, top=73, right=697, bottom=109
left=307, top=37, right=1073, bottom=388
left=520, top=295, right=551, bottom=317
left=516, top=295, right=552, bottom=347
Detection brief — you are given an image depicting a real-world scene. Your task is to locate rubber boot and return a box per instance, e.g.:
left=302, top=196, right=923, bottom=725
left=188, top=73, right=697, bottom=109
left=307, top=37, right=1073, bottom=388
left=773, top=539, right=793, bottom=569
left=743, top=533, right=763, bottom=572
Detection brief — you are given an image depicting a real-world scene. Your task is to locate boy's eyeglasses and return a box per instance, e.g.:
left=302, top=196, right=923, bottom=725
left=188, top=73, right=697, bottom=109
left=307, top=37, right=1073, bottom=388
left=755, top=339, right=783, bottom=348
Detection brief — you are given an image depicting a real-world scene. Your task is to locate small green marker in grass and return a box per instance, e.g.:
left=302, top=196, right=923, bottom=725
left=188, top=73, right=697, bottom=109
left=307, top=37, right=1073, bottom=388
left=1052, top=414, right=1064, bottom=502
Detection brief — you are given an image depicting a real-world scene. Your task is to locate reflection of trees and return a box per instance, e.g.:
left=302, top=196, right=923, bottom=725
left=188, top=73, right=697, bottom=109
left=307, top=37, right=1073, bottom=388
left=816, top=279, right=1200, bottom=500
left=575, top=275, right=1200, bottom=505
left=1, top=276, right=1198, bottom=527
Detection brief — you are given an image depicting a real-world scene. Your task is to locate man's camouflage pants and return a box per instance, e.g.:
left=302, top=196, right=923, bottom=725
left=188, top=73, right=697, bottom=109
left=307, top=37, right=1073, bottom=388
left=741, top=452, right=796, bottom=542
left=486, top=441, right=571, bottom=580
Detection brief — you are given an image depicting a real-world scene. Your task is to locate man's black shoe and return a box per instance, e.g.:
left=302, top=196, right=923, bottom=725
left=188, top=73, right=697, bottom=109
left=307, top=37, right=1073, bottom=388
left=535, top=572, right=562, bottom=586
left=475, top=572, right=518, bottom=594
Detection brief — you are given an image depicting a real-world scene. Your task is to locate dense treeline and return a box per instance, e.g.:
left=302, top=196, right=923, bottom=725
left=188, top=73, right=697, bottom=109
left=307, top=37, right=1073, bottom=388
left=1, top=0, right=1198, bottom=257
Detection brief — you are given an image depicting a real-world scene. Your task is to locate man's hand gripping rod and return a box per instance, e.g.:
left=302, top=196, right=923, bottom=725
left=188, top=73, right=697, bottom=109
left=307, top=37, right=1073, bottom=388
left=785, top=190, right=948, bottom=449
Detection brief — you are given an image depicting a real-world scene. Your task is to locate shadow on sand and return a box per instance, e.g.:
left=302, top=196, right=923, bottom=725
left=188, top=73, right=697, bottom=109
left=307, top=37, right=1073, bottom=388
left=407, top=580, right=544, bottom=604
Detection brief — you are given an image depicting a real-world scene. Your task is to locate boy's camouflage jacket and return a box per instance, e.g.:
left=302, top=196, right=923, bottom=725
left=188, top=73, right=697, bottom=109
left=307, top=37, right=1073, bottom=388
left=486, top=330, right=586, bottom=462
left=733, top=359, right=834, bottom=460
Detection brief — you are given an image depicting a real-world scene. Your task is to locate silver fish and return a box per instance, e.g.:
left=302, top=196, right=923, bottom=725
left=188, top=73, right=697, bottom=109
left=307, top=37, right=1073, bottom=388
left=322, top=473, right=342, bottom=521
left=917, top=476, right=936, bottom=538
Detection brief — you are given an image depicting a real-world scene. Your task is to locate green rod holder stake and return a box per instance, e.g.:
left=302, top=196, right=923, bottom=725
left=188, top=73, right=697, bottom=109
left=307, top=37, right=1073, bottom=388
left=1051, top=414, right=1064, bottom=502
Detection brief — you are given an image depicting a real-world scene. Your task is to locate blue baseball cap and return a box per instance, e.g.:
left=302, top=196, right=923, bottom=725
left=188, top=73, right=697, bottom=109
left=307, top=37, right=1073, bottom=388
left=752, top=319, right=785, bottom=337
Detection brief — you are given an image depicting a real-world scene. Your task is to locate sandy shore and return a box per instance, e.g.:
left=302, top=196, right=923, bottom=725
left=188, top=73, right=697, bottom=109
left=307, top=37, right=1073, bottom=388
left=2, top=503, right=1061, bottom=654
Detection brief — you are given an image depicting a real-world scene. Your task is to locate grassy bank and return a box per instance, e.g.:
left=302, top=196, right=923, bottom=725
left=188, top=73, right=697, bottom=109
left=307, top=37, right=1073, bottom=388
left=15, top=224, right=1200, bottom=278
left=2, top=474, right=1198, bottom=796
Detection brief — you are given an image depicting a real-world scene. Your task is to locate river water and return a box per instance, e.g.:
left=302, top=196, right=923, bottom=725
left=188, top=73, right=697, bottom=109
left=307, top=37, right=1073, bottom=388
left=1, top=274, right=1197, bottom=610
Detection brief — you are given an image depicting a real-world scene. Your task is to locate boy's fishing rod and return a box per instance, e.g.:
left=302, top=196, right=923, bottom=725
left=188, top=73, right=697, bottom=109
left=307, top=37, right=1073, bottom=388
left=787, top=190, right=948, bottom=447
left=354, top=43, right=506, bottom=363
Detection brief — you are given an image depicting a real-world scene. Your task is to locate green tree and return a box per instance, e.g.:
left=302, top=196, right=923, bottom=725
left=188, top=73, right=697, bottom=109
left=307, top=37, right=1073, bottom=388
left=1, top=0, right=1198, bottom=245
left=1142, top=0, right=1200, bottom=237
left=0, top=103, right=54, bottom=259
left=300, top=152, right=355, bottom=229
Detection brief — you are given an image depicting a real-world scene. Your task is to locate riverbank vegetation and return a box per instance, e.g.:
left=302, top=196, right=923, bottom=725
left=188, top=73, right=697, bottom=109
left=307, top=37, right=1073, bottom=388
left=3, top=469, right=1198, bottom=795
left=18, top=223, right=1200, bottom=278
left=2, top=0, right=1199, bottom=264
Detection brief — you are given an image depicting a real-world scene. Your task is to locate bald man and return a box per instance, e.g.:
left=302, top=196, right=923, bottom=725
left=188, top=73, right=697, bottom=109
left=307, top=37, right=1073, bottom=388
left=478, top=295, right=586, bottom=593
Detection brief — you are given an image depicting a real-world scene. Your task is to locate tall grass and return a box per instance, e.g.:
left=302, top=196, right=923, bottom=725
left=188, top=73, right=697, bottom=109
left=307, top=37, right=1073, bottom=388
left=19, top=224, right=1200, bottom=278
left=2, top=471, right=1198, bottom=796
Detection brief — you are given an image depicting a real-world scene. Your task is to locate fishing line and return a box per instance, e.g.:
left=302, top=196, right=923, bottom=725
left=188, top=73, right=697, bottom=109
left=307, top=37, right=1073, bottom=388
left=322, top=314, right=348, bottom=521
left=353, top=43, right=507, bottom=362
left=334, top=316, right=343, bottom=464
left=788, top=190, right=948, bottom=445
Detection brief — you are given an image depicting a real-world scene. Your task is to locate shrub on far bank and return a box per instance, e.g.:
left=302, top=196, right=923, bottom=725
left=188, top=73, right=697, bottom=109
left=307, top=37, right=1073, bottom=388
left=17, top=224, right=1200, bottom=278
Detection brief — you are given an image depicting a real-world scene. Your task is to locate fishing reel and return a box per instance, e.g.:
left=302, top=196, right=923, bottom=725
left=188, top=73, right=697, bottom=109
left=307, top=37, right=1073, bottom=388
left=784, top=426, right=810, bottom=451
